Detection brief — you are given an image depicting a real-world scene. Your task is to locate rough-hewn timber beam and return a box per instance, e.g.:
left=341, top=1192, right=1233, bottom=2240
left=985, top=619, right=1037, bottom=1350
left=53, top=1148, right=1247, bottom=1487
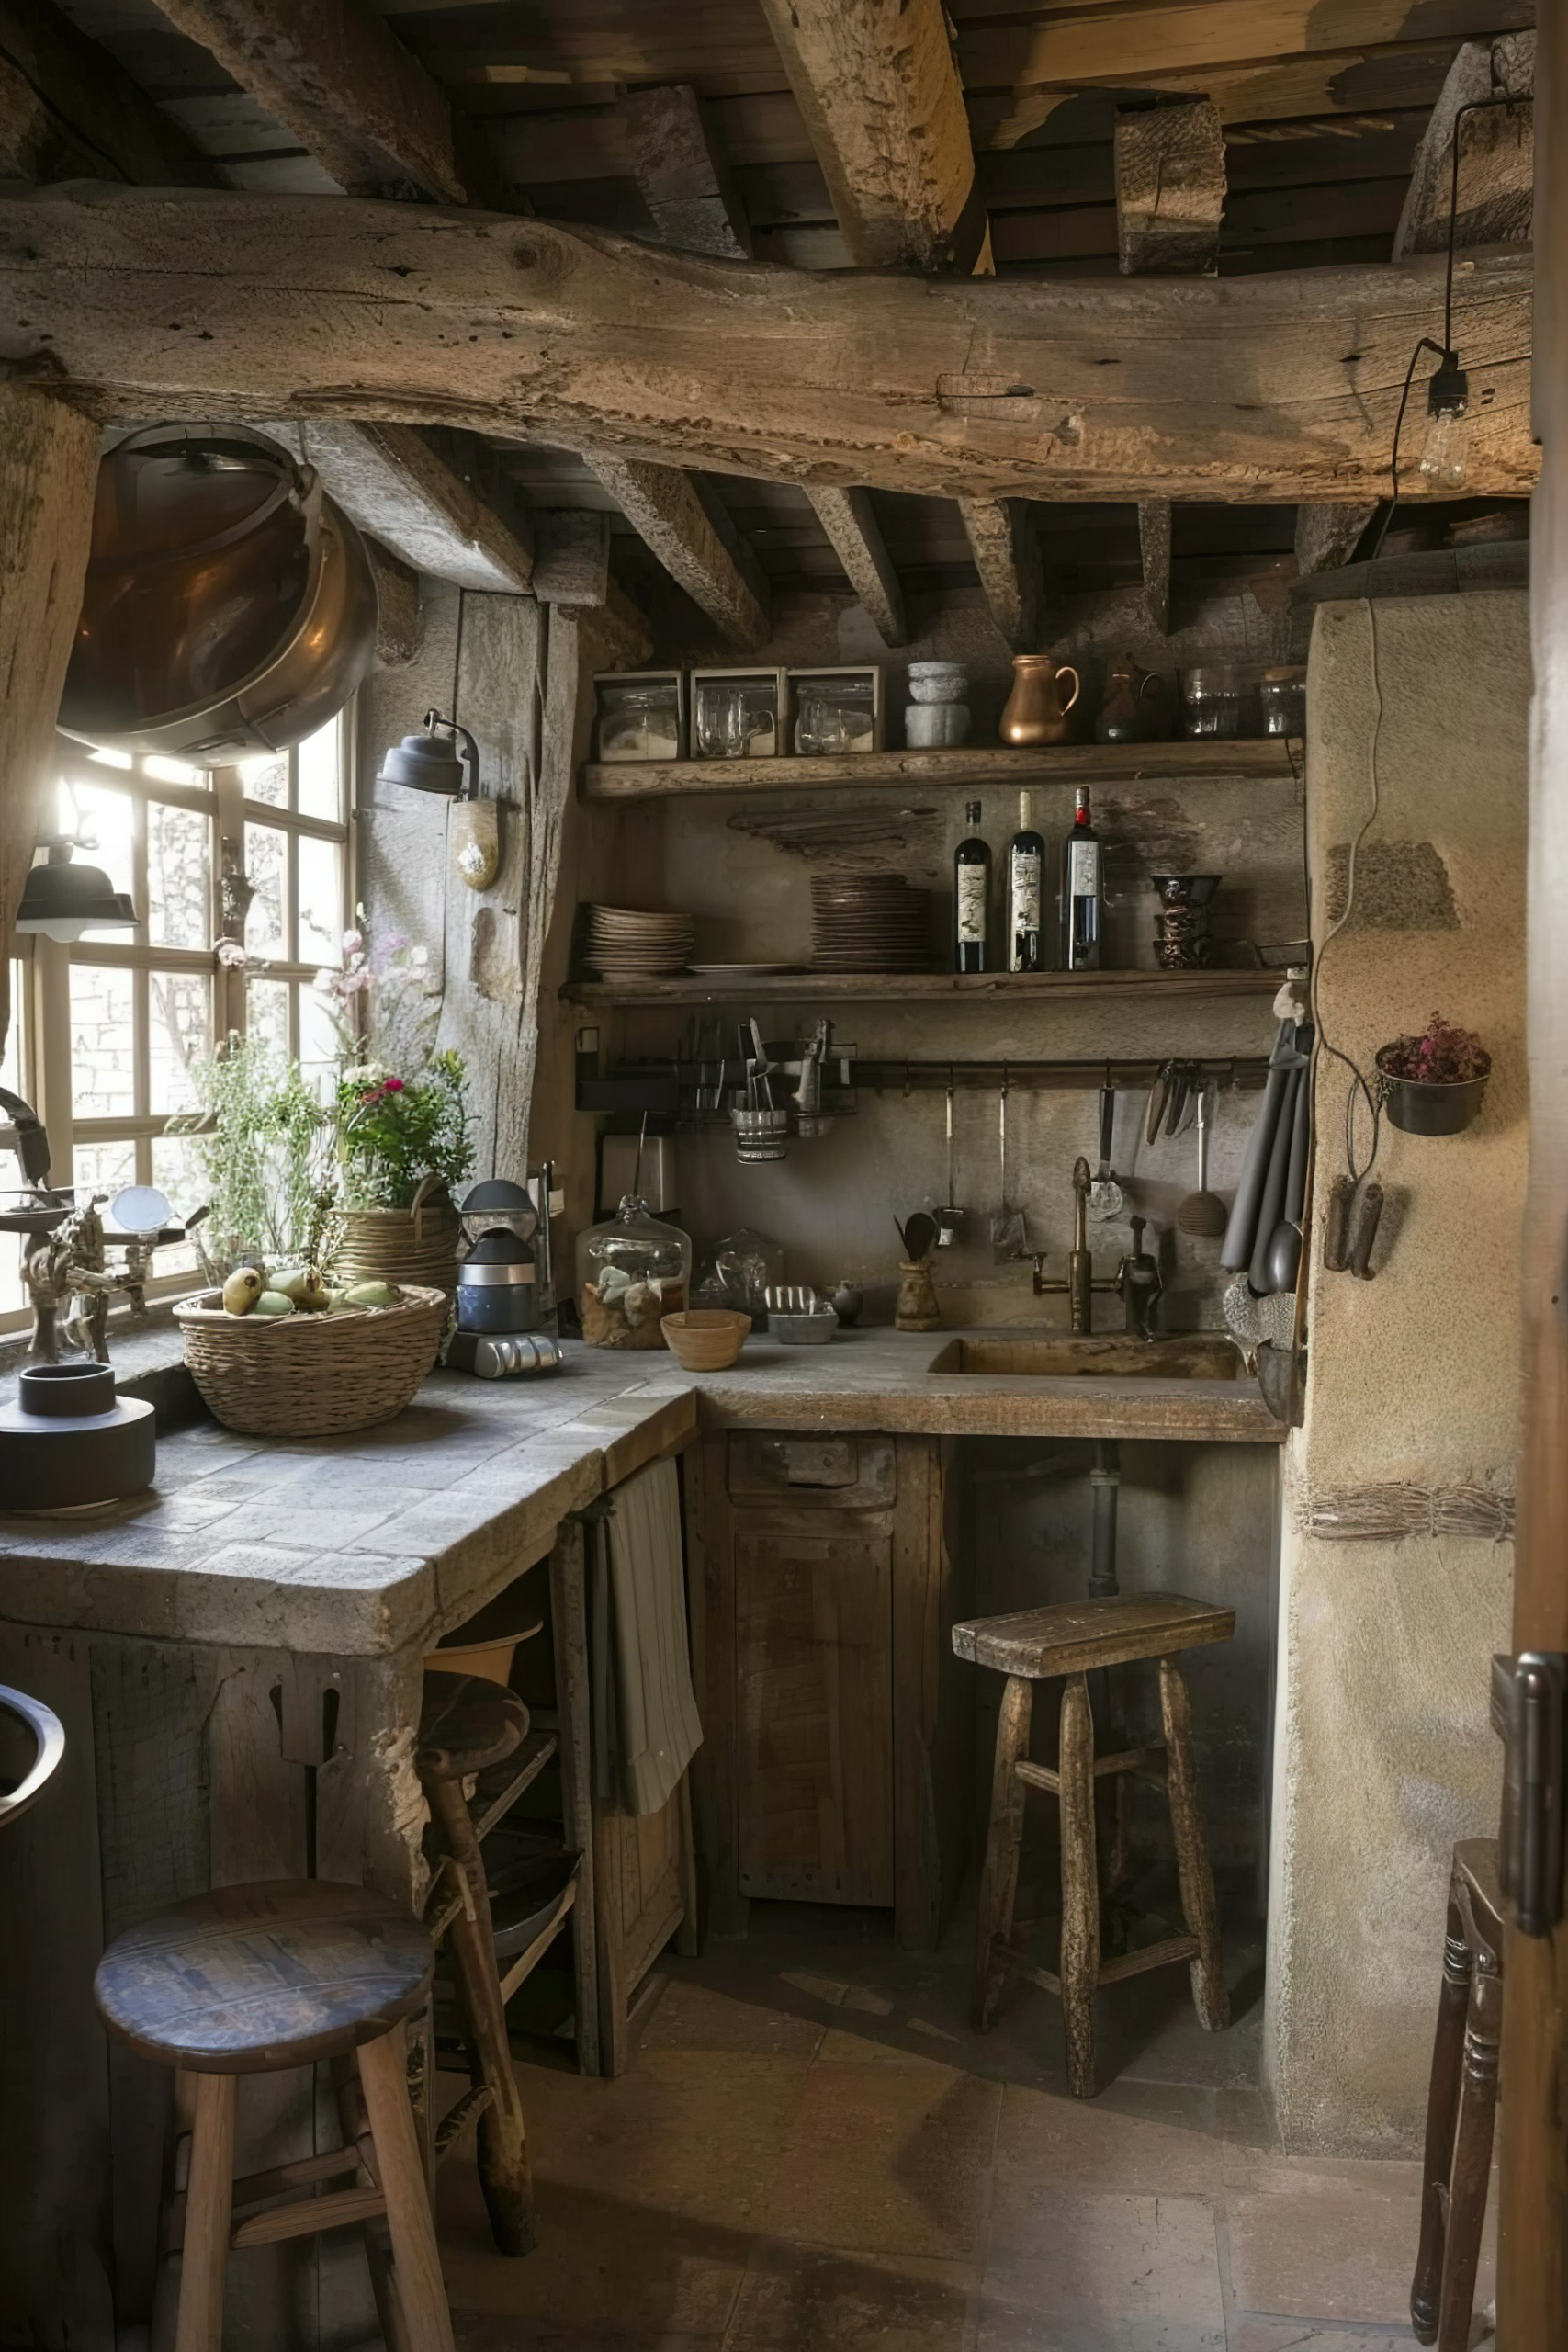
left=587, top=457, right=770, bottom=647
left=805, top=487, right=907, bottom=647
left=958, top=499, right=1042, bottom=651
left=1293, top=503, right=1377, bottom=576
left=263, top=419, right=534, bottom=593
left=1393, top=33, right=1533, bottom=260
left=756, top=0, right=988, bottom=274
left=0, top=0, right=218, bottom=186
left=618, top=84, right=752, bottom=260
left=150, top=0, right=468, bottom=201
left=1137, top=498, right=1171, bottom=635
left=1114, top=99, right=1226, bottom=276
left=529, top=510, right=656, bottom=668
left=0, top=188, right=1536, bottom=503
left=364, top=537, right=422, bottom=666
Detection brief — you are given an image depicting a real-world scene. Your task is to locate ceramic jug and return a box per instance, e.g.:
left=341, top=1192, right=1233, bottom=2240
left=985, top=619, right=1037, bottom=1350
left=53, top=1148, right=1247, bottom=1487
left=1095, top=656, right=1169, bottom=744
left=998, top=653, right=1081, bottom=747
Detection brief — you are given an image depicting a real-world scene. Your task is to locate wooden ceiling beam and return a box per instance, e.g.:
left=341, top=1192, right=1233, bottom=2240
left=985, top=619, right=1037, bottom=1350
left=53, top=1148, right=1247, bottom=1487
left=1393, top=33, right=1533, bottom=260
left=0, top=188, right=1536, bottom=503
left=618, top=84, right=752, bottom=260
left=805, top=488, right=908, bottom=647
left=148, top=0, right=469, bottom=201
left=958, top=499, right=1042, bottom=651
left=1114, top=99, right=1225, bottom=276
left=262, top=420, right=535, bottom=594
left=0, top=0, right=219, bottom=187
left=1293, top=503, right=1376, bottom=576
left=755, top=0, right=989, bottom=273
left=587, top=457, right=770, bottom=647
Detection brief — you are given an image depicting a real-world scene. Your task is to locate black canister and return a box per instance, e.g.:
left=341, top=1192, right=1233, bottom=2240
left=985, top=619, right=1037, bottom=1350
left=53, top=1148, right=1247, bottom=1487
left=0, top=1362, right=156, bottom=1511
left=455, top=1227, right=540, bottom=1335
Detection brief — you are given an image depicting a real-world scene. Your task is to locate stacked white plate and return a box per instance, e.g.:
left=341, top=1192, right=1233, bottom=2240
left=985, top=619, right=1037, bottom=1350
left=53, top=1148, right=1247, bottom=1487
left=582, top=903, right=694, bottom=980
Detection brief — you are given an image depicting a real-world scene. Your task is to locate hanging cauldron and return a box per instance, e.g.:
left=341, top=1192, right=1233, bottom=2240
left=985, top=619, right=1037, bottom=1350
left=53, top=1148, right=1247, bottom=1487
left=59, top=424, right=377, bottom=764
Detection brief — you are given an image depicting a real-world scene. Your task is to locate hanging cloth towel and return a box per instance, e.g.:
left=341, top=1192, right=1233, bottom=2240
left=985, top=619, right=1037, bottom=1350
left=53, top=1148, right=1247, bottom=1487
left=1221, top=1019, right=1313, bottom=1277
left=589, top=1457, right=704, bottom=1816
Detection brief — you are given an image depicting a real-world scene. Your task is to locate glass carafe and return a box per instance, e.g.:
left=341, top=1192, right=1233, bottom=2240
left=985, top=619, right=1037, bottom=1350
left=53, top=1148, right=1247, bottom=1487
left=575, top=1194, right=691, bottom=1349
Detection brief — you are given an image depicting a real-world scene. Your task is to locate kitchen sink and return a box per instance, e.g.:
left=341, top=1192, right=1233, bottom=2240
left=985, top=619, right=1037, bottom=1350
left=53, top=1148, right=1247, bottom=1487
left=925, top=1333, right=1248, bottom=1380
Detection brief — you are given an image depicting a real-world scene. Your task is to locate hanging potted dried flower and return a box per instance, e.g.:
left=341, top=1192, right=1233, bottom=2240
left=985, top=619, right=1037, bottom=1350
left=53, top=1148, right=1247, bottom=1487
left=1375, top=1012, right=1492, bottom=1136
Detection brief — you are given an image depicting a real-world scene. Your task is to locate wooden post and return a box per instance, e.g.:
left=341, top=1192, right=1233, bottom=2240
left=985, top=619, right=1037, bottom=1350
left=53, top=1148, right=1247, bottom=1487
left=1498, top=0, right=1568, bottom=2335
left=0, top=381, right=96, bottom=1056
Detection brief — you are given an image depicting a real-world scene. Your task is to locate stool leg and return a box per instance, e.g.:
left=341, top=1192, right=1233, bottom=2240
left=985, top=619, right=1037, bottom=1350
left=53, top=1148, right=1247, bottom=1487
left=357, top=2023, right=457, bottom=2352
left=974, top=1674, right=1032, bottom=2030
left=1058, top=1671, right=1100, bottom=2099
left=1435, top=1948, right=1502, bottom=2352
left=174, top=2072, right=235, bottom=2352
left=1411, top=1877, right=1472, bottom=2344
left=1157, top=1657, right=1229, bottom=2032
left=426, top=1772, right=538, bottom=2255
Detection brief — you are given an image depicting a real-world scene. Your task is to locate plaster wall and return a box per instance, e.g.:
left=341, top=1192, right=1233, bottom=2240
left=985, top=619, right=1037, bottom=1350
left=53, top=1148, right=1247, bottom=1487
left=1263, top=590, right=1526, bottom=2154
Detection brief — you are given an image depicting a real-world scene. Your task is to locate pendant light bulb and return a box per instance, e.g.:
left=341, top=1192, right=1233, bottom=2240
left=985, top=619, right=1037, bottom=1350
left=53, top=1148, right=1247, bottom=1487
left=1417, top=356, right=1471, bottom=492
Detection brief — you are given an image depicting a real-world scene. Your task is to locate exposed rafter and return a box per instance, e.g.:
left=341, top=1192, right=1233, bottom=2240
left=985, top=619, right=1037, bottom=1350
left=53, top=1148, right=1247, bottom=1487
left=1393, top=34, right=1533, bottom=260
left=618, top=84, right=752, bottom=260
left=805, top=488, right=908, bottom=648
left=755, top=0, right=989, bottom=274
left=0, top=0, right=218, bottom=186
left=587, top=457, right=771, bottom=647
left=149, top=0, right=469, bottom=201
left=0, top=189, right=1536, bottom=503
left=958, top=499, right=1042, bottom=652
left=263, top=420, right=535, bottom=594
left=1114, top=99, right=1226, bottom=276
left=1293, top=503, right=1376, bottom=576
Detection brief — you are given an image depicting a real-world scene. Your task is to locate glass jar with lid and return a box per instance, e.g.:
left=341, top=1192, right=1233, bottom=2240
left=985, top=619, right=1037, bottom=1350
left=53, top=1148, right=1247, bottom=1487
left=1258, top=665, right=1307, bottom=738
left=1179, top=665, right=1242, bottom=740
left=693, top=1227, right=784, bottom=1326
left=576, top=1195, right=691, bottom=1349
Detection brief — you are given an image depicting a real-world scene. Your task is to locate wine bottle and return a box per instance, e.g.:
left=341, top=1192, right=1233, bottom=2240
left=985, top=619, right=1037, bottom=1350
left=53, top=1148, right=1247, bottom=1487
left=1062, top=784, right=1102, bottom=969
left=1007, top=789, right=1045, bottom=973
left=953, top=798, right=991, bottom=972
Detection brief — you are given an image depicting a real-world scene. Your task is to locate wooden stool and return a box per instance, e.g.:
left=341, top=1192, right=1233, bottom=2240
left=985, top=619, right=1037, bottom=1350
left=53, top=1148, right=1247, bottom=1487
left=953, top=1592, right=1235, bottom=2098
left=1411, top=1838, right=1503, bottom=2349
left=418, top=1670, right=537, bottom=2256
left=93, top=1879, right=453, bottom=2352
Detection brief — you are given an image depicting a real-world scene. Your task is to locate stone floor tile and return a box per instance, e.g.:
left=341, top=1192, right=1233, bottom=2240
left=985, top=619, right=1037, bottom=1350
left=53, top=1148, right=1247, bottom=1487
left=640, top=1978, right=826, bottom=2061
left=765, top=2060, right=1002, bottom=2263
left=1224, top=2319, right=1416, bottom=2351
left=441, top=2177, right=750, bottom=2338
left=722, top=2244, right=976, bottom=2349
left=991, top=2081, right=1274, bottom=2214
left=1223, top=2176, right=1441, bottom=2326
left=980, top=2189, right=1224, bottom=2351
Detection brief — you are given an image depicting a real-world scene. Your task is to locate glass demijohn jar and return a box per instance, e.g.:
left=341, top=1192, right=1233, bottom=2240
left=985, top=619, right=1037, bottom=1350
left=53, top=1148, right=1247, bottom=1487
left=576, top=1195, right=692, bottom=1351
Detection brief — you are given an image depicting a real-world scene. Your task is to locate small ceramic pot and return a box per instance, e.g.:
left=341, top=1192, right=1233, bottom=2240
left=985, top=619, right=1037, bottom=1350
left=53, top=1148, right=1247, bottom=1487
left=1375, top=1057, right=1491, bottom=1136
left=907, top=662, right=969, bottom=705
left=829, top=1280, right=863, bottom=1327
left=905, top=701, right=970, bottom=747
left=894, top=1261, right=942, bottom=1332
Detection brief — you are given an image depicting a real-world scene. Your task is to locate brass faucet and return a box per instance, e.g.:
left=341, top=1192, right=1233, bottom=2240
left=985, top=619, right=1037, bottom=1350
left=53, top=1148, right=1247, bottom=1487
left=1032, top=1157, right=1120, bottom=1334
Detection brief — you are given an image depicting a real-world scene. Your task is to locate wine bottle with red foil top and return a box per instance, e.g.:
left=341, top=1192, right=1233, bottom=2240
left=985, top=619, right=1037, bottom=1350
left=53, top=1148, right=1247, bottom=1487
left=1061, top=785, right=1102, bottom=969
left=953, top=798, right=991, bottom=972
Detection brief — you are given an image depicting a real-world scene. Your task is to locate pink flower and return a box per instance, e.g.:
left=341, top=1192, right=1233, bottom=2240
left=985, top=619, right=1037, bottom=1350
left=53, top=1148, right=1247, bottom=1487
left=384, top=1077, right=405, bottom=1094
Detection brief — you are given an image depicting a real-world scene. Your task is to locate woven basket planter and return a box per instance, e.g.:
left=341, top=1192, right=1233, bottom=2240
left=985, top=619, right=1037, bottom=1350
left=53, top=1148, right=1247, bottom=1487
left=330, top=1181, right=462, bottom=1295
left=175, top=1285, right=447, bottom=1439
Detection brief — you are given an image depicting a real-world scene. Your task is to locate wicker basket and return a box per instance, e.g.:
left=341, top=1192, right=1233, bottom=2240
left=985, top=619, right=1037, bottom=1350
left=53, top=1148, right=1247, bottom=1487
left=330, top=1178, right=462, bottom=1295
left=175, top=1285, right=448, bottom=1439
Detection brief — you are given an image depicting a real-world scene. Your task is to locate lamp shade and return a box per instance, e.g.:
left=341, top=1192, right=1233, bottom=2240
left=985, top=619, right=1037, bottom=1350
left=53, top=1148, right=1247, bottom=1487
left=376, top=709, right=479, bottom=799
left=16, top=847, right=137, bottom=943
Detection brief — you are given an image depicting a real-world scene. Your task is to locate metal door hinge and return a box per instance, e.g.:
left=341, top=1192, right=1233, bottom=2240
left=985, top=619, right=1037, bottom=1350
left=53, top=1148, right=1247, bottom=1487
left=1492, top=1651, right=1567, bottom=1938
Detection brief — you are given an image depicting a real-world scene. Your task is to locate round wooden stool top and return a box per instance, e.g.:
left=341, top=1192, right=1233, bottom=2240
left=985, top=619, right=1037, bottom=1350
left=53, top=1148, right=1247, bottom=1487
left=417, top=1670, right=526, bottom=1783
left=94, top=1880, right=434, bottom=2075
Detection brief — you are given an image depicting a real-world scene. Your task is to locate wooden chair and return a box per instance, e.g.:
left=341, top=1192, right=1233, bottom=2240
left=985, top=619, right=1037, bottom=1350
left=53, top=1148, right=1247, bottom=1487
left=953, top=1591, right=1234, bottom=2098
left=93, top=1879, right=454, bottom=2352
left=1411, top=1838, right=1503, bottom=2350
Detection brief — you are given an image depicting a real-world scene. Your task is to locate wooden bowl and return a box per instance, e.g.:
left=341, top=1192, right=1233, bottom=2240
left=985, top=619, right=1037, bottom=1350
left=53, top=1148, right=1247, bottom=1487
left=660, top=1308, right=750, bottom=1371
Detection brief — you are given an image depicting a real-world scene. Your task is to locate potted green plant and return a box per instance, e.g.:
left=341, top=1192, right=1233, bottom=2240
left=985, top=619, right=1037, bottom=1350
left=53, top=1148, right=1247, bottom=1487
left=331, top=1052, right=474, bottom=1291
left=168, top=1035, right=334, bottom=1282
left=1375, top=1012, right=1492, bottom=1136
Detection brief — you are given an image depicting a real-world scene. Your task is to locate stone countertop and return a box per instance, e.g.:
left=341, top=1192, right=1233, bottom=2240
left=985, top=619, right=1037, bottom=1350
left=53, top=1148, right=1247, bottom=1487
left=0, top=1327, right=1283, bottom=1657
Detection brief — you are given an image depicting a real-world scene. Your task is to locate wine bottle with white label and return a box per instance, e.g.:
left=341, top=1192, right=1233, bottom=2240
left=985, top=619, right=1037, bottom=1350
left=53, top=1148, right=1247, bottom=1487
left=1007, top=789, right=1045, bottom=973
left=1061, top=784, right=1102, bottom=969
left=953, top=798, right=991, bottom=972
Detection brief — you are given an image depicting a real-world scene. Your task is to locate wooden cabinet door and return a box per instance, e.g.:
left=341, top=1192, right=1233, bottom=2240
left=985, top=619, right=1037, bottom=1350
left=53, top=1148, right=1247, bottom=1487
left=733, top=1513, right=895, bottom=1905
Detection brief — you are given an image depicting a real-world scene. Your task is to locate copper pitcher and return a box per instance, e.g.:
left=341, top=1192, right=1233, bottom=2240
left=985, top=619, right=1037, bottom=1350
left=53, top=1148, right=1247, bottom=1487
left=998, top=653, right=1081, bottom=746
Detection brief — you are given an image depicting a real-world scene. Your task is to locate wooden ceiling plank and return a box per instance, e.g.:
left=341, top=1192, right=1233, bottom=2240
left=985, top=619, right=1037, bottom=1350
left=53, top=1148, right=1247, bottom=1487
left=805, top=487, right=908, bottom=645
left=1393, top=32, right=1533, bottom=259
left=617, top=82, right=753, bottom=258
left=588, top=457, right=771, bottom=646
left=1115, top=99, right=1225, bottom=274
left=754, top=0, right=988, bottom=272
left=958, top=498, right=1043, bottom=650
left=0, top=187, right=1535, bottom=503
left=262, top=419, right=535, bottom=593
left=0, top=0, right=220, bottom=185
left=148, top=0, right=469, bottom=199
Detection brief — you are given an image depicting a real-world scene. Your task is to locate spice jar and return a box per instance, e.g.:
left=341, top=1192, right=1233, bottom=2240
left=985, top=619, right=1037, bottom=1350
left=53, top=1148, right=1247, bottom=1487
left=576, top=1195, right=691, bottom=1349
left=1259, top=666, right=1307, bottom=738
left=1179, top=665, right=1242, bottom=740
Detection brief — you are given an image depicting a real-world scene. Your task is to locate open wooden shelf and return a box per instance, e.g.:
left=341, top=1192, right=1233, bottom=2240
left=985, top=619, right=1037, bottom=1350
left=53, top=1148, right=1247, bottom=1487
left=581, top=739, right=1299, bottom=802
left=561, top=968, right=1283, bottom=1008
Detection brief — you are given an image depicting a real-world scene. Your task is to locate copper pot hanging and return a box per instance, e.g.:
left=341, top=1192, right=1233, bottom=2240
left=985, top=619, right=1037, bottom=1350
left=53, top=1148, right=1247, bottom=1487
left=59, top=424, right=377, bottom=765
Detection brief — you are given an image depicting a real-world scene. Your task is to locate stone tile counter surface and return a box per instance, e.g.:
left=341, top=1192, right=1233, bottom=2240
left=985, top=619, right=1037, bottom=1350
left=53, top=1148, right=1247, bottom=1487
left=0, top=1329, right=1282, bottom=1657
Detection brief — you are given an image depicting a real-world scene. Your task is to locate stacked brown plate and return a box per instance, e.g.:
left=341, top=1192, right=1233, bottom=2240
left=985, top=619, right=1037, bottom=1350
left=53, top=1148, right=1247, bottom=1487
left=582, top=904, right=694, bottom=980
left=810, top=875, right=933, bottom=972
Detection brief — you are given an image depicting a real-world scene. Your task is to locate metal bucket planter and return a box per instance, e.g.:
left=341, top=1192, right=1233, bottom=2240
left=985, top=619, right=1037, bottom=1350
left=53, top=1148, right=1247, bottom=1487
left=1375, top=1051, right=1491, bottom=1136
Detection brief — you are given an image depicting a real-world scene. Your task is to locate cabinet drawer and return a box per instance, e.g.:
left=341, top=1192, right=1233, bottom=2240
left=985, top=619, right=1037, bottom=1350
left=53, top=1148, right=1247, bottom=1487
left=728, top=1431, right=896, bottom=1509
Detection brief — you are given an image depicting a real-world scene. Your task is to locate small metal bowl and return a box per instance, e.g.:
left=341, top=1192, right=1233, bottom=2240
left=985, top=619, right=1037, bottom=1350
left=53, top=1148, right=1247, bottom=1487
left=771, top=1306, right=839, bottom=1345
